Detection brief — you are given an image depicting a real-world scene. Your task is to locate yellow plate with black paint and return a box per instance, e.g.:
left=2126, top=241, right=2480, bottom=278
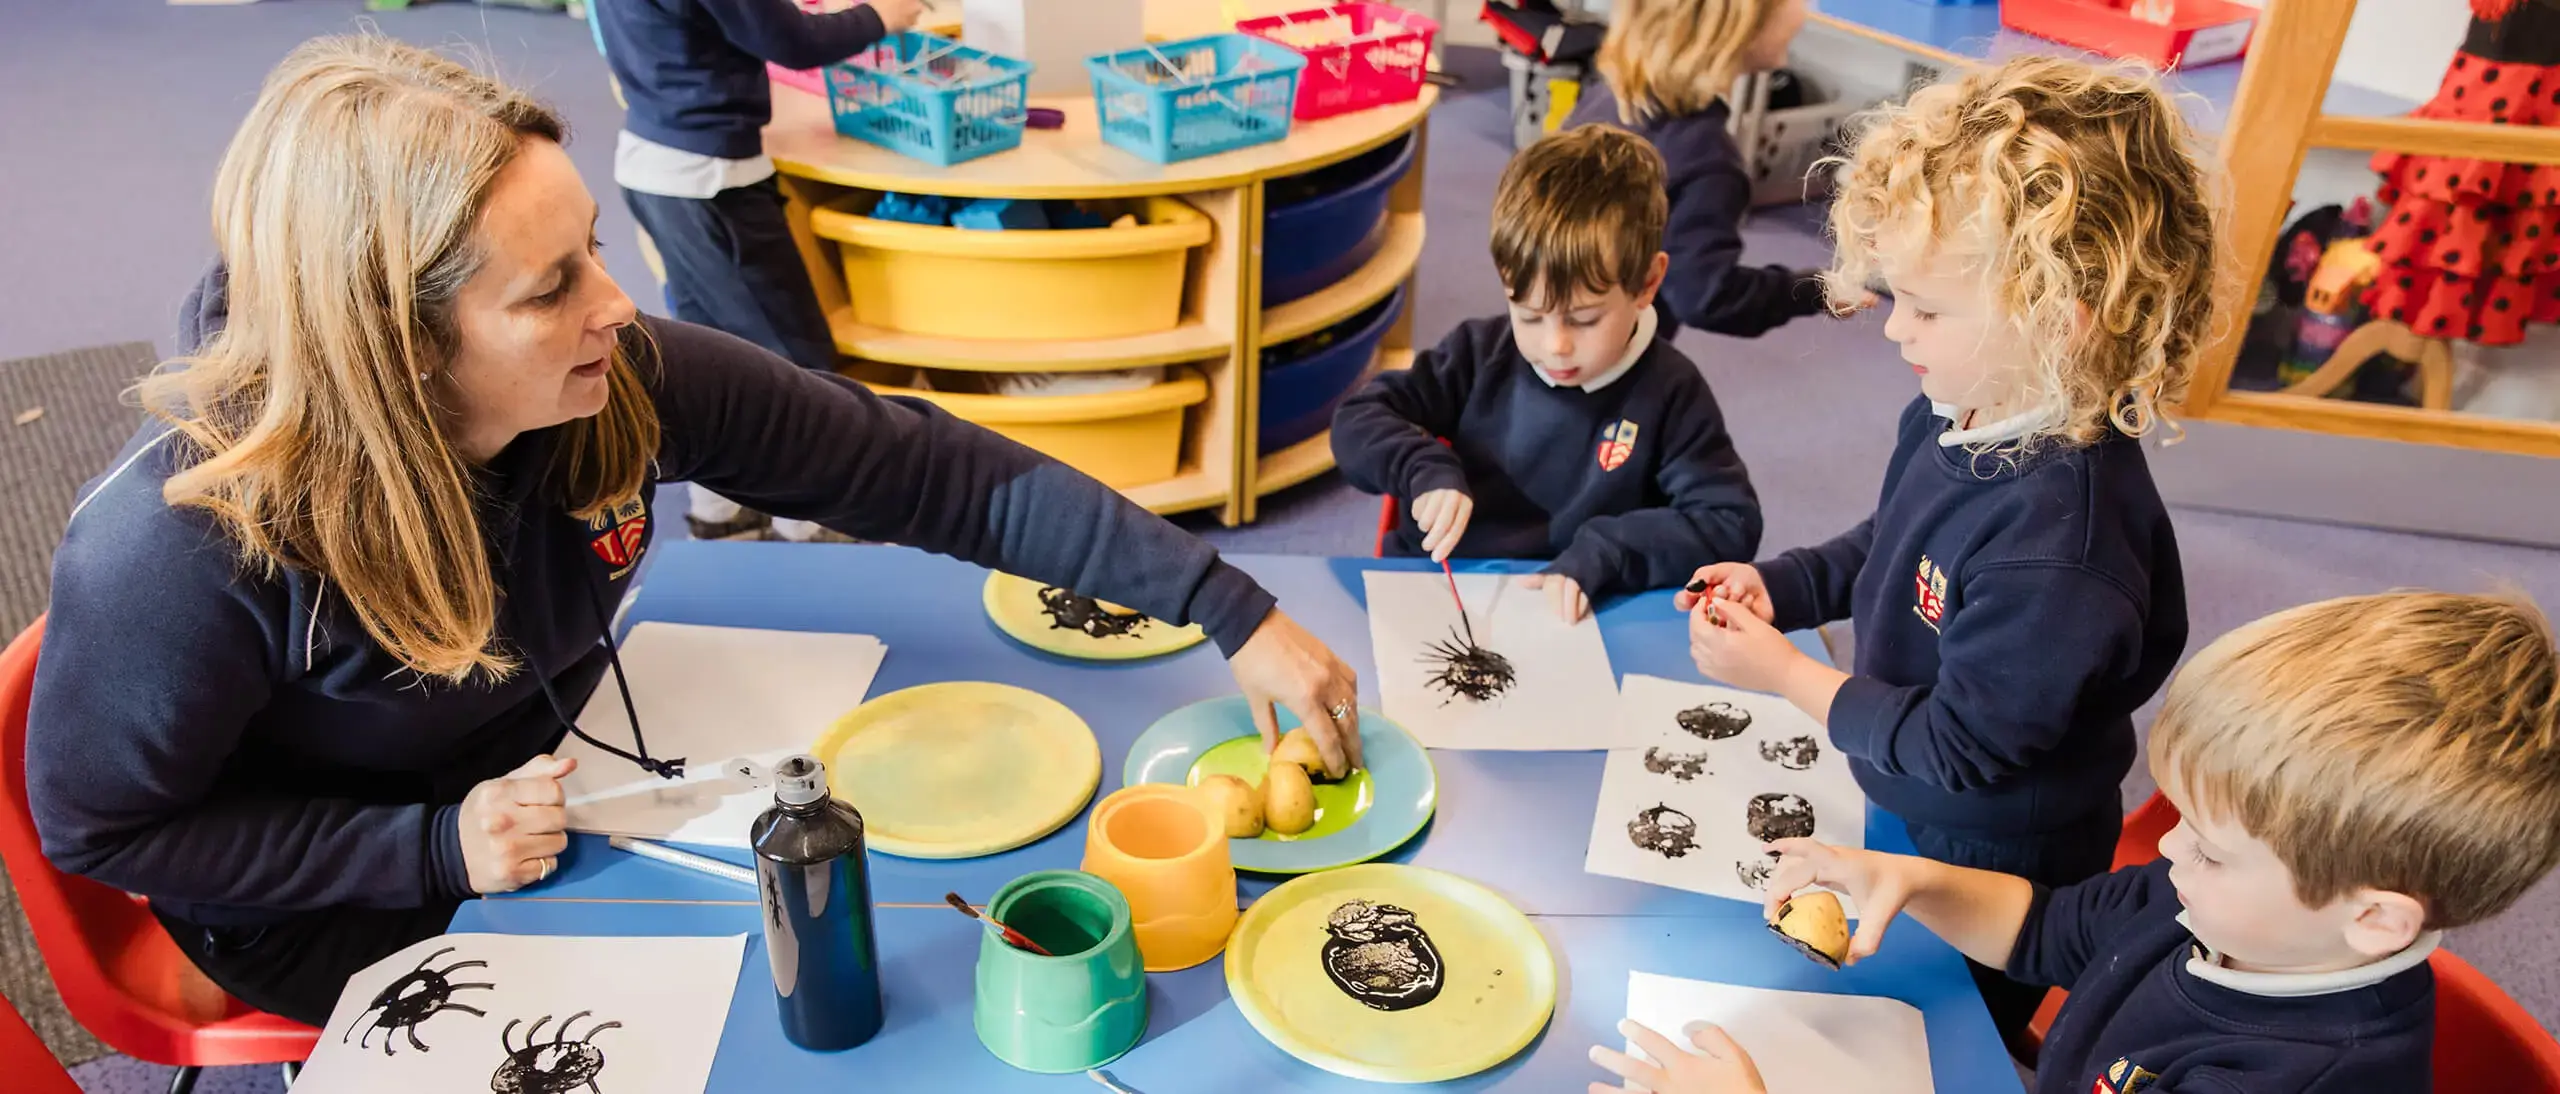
left=813, top=682, right=1100, bottom=859
left=982, top=571, right=1208, bottom=661
left=1226, top=864, right=1556, bottom=1083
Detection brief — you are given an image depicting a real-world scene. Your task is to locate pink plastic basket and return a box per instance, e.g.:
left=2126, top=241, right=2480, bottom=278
left=1237, top=2, right=1436, bottom=121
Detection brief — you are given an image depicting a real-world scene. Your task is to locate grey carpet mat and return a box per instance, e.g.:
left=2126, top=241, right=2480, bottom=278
left=0, top=341, right=160, bottom=1065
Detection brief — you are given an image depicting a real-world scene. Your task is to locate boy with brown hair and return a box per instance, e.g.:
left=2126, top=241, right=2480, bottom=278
left=1593, top=590, right=2560, bottom=1094
left=1331, top=125, right=1762, bottom=622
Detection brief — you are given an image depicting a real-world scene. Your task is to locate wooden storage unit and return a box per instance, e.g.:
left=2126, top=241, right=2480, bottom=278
left=767, top=83, right=1434, bottom=526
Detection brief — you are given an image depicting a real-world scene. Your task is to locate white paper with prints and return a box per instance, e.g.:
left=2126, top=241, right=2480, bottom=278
left=294, top=933, right=746, bottom=1094
left=563, top=622, right=886, bottom=847
left=1584, top=675, right=1866, bottom=906
left=1363, top=570, right=1628, bottom=750
left=1613, top=971, right=1932, bottom=1094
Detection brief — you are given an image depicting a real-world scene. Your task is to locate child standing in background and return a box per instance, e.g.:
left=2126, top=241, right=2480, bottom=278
left=1331, top=126, right=1761, bottom=622
left=1678, top=55, right=2216, bottom=1049
left=1568, top=0, right=1830, bottom=339
left=593, top=0, right=923, bottom=540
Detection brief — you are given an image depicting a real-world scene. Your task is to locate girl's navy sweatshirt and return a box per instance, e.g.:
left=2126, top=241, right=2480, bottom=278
left=1567, top=83, right=1829, bottom=338
left=26, top=269, right=1278, bottom=927
left=2018, top=862, right=2434, bottom=1094
left=595, top=0, right=888, bottom=160
left=1757, top=397, right=2187, bottom=835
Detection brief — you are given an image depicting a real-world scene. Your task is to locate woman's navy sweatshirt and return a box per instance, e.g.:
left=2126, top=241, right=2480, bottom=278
left=595, top=0, right=887, bottom=160
left=1756, top=397, right=2186, bottom=835
left=26, top=270, right=1277, bottom=927
left=1567, top=83, right=1829, bottom=338
left=1330, top=316, right=1761, bottom=598
left=2017, top=862, right=2434, bottom=1094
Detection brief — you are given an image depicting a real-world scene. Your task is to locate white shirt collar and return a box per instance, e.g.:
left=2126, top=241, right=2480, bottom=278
left=1533, top=305, right=1657, bottom=392
left=1931, top=400, right=2057, bottom=448
left=2175, top=912, right=2442, bottom=998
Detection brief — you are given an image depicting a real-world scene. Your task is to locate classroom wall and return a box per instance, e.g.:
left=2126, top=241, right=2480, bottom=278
left=2224, top=0, right=2466, bottom=103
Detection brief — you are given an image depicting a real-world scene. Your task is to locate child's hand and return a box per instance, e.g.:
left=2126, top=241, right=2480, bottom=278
left=1687, top=592, right=1807, bottom=692
left=1411, top=489, right=1474, bottom=563
left=1588, top=1019, right=1767, bottom=1094
left=1522, top=572, right=1590, bottom=623
left=1762, top=839, right=1916, bottom=966
left=1673, top=563, right=1772, bottom=622
left=866, top=0, right=928, bottom=33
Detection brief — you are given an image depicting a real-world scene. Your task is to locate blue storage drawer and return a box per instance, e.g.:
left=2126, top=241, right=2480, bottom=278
left=1258, top=285, right=1407, bottom=455
left=1262, top=133, right=1416, bottom=306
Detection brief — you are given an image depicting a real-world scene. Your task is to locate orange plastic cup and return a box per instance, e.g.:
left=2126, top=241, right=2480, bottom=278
left=1079, top=783, right=1239, bottom=971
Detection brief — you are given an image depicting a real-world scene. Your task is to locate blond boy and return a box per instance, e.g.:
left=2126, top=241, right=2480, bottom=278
left=1597, top=591, right=2560, bottom=1094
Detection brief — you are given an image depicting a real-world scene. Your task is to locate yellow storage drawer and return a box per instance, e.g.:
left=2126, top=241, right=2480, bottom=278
left=864, top=370, right=1208, bottom=488
left=814, top=195, right=1212, bottom=341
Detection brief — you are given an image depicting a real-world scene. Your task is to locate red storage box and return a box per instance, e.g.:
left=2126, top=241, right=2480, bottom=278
left=1238, top=2, right=1437, bottom=120
left=2000, top=0, right=2255, bottom=70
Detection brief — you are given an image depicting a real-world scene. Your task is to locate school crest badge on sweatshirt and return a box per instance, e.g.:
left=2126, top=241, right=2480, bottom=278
left=1912, top=554, right=1949, bottom=632
left=584, top=492, right=651, bottom=579
left=2092, top=1057, right=2159, bottom=1094
left=1596, top=419, right=1640, bottom=472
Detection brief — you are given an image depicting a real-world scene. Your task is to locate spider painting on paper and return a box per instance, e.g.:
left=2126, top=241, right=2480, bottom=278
left=490, top=1011, right=621, bottom=1094
left=1419, top=627, right=1517, bottom=704
left=339, top=946, right=493, bottom=1056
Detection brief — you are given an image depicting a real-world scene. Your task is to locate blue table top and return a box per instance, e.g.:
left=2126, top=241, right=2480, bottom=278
left=483, top=542, right=2016, bottom=1092
left=522, top=544, right=1897, bottom=917
left=454, top=894, right=2016, bottom=1092
left=1807, top=0, right=2414, bottom=132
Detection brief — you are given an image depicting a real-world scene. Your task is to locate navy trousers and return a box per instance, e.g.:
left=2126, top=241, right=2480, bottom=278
left=622, top=177, right=838, bottom=372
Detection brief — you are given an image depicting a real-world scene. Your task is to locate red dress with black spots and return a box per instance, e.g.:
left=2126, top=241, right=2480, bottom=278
left=2365, top=0, right=2560, bottom=345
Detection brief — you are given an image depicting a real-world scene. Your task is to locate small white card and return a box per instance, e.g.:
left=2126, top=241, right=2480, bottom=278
left=1616, top=971, right=1933, bottom=1093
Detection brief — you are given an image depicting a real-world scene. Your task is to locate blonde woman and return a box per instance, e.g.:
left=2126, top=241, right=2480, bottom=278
left=25, top=35, right=1361, bottom=1026
left=1678, top=55, right=2217, bottom=1047
left=1567, top=0, right=1826, bottom=338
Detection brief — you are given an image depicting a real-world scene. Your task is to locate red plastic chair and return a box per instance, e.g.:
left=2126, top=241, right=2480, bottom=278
left=2434, top=948, right=2560, bottom=1093
left=2022, top=791, right=2183, bottom=1055
left=1, top=991, right=82, bottom=1094
left=0, top=619, right=318, bottom=1093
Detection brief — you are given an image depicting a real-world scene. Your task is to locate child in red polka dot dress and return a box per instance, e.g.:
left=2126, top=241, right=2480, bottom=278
left=2365, top=0, right=2560, bottom=344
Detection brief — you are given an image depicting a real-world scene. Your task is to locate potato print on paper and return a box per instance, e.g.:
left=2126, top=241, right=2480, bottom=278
left=293, top=933, right=745, bottom=1094
left=1583, top=675, right=1867, bottom=908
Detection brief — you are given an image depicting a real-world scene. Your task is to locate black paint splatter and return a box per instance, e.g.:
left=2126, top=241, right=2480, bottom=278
left=1321, top=901, right=1444, bottom=1011
left=491, top=1011, right=620, bottom=1094
left=1628, top=803, right=1699, bottom=858
left=1676, top=702, right=1752, bottom=741
left=1642, top=747, right=1711, bottom=782
left=1420, top=628, right=1517, bottom=703
left=1758, top=735, right=1820, bottom=771
left=1735, top=859, right=1775, bottom=890
left=1746, top=792, right=1816, bottom=842
left=339, top=947, right=492, bottom=1056
left=1036, top=586, right=1151, bottom=639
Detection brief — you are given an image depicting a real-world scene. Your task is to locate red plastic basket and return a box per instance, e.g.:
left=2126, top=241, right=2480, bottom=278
left=1999, top=0, right=2255, bottom=70
left=1238, top=3, right=1437, bottom=120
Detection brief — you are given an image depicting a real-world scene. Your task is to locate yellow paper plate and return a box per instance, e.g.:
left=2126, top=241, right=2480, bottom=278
left=813, top=682, right=1101, bottom=859
left=1226, top=864, right=1557, bottom=1083
left=982, top=572, right=1208, bottom=661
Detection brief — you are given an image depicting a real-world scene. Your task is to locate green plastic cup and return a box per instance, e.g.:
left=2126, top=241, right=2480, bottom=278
left=972, top=870, right=1149, bottom=1073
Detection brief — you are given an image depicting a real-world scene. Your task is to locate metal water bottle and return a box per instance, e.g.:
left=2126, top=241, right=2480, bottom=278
left=752, top=754, right=883, bottom=1051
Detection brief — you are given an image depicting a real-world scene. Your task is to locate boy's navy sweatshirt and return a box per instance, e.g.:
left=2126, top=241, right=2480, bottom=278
left=1329, top=316, right=1761, bottom=598
left=2016, top=861, right=2435, bottom=1094
left=1756, top=397, right=2186, bottom=835
left=1567, top=84, right=1828, bottom=338
left=26, top=268, right=1276, bottom=928
left=595, top=0, right=887, bottom=160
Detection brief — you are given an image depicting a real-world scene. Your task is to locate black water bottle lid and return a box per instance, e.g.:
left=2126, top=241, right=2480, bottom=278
left=774, top=754, right=829, bottom=807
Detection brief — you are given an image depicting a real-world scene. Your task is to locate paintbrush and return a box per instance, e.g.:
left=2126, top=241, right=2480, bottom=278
left=944, top=892, right=1054, bottom=955
left=1441, top=560, right=1475, bottom=647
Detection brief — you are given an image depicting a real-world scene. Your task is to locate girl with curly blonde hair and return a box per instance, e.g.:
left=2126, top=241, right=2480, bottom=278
left=1668, top=53, right=2223, bottom=1054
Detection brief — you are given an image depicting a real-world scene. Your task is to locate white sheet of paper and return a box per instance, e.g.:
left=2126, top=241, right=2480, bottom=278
left=1364, top=571, right=1626, bottom=750
left=1583, top=675, right=1867, bottom=907
left=562, top=622, right=885, bottom=847
left=1616, top=971, right=1932, bottom=1094
left=295, top=933, right=745, bottom=1094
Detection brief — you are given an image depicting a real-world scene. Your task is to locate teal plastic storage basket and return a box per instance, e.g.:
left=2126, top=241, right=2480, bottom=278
left=1084, top=34, right=1306, bottom=164
left=825, top=33, right=1033, bottom=167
